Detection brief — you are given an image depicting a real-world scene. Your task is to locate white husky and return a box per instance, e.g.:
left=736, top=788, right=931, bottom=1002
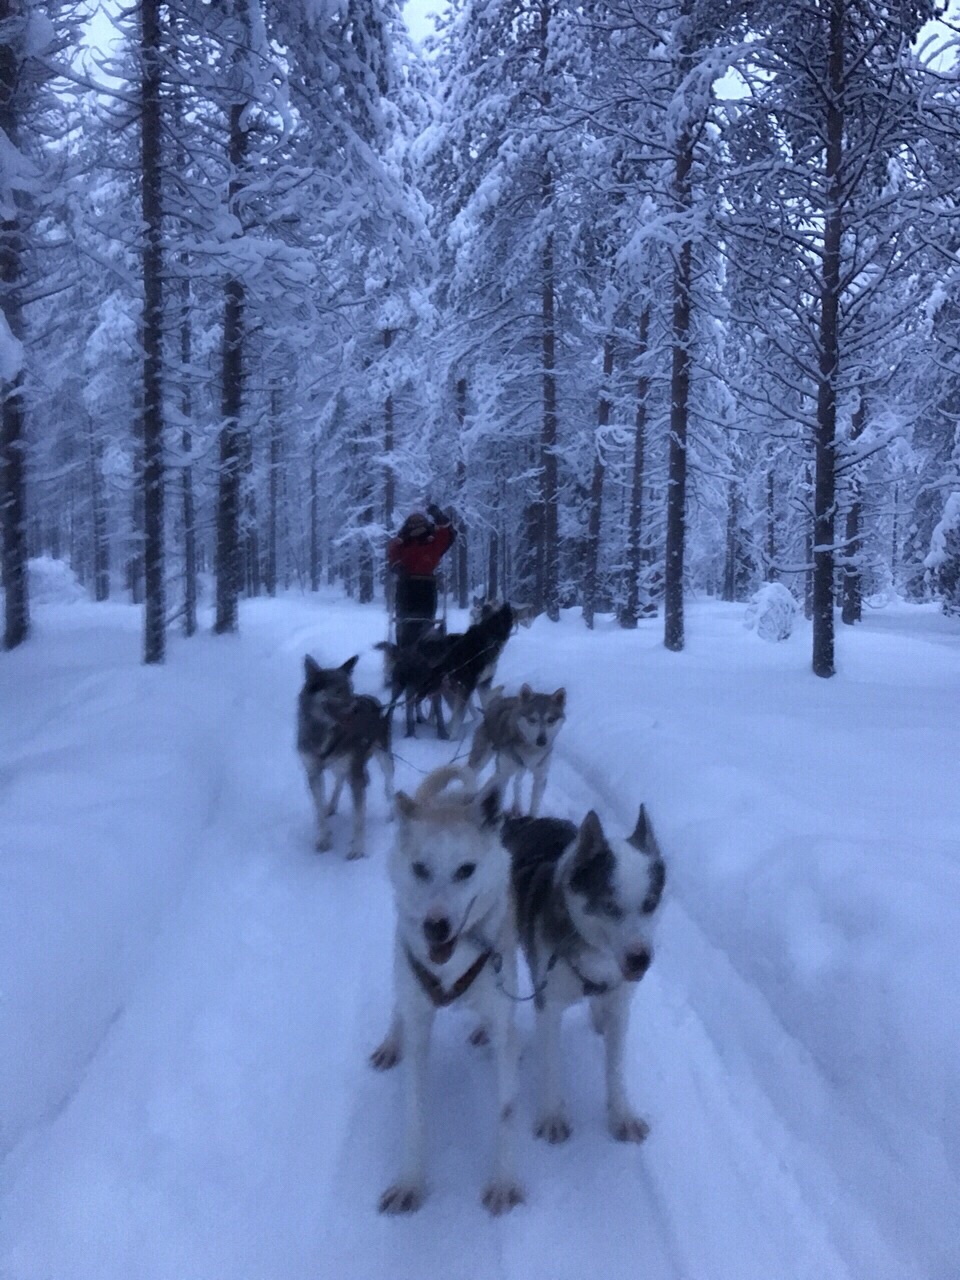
left=370, top=766, right=523, bottom=1216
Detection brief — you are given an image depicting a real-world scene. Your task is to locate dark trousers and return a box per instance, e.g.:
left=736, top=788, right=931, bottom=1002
left=395, top=574, right=438, bottom=649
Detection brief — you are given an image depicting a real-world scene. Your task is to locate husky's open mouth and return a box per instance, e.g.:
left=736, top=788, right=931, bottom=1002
left=429, top=938, right=457, bottom=966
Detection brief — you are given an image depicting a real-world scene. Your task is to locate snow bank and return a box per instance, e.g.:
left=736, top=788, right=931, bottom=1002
left=0, top=603, right=236, bottom=1158
left=26, top=556, right=86, bottom=605
left=743, top=580, right=798, bottom=641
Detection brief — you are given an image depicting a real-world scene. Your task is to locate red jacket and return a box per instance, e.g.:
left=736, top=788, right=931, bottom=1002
left=387, top=523, right=455, bottom=576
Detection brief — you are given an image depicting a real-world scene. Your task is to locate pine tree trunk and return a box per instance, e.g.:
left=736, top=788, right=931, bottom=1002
left=309, top=437, right=320, bottom=591
left=890, top=481, right=899, bottom=588
left=129, top=373, right=144, bottom=604
left=812, top=0, right=845, bottom=677
left=140, top=0, right=165, bottom=663
left=215, top=98, right=247, bottom=635
left=538, top=0, right=559, bottom=621
left=88, top=422, right=109, bottom=601
left=765, top=462, right=777, bottom=581
left=583, top=333, right=614, bottom=629
left=664, top=137, right=694, bottom=652
left=487, top=528, right=499, bottom=602
left=0, top=365, right=27, bottom=648
left=722, top=477, right=739, bottom=602
left=180, top=272, right=197, bottom=635
left=358, top=422, right=375, bottom=605
left=244, top=426, right=260, bottom=597
left=455, top=376, right=468, bottom=607
left=841, top=501, right=862, bottom=624
left=841, top=389, right=867, bottom=625
left=0, top=7, right=28, bottom=649
left=383, top=328, right=395, bottom=537
left=266, top=385, right=280, bottom=597
left=541, top=225, right=559, bottom=621
left=620, top=307, right=651, bottom=628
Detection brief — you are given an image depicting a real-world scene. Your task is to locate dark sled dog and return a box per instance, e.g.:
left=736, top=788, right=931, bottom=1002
left=378, top=602, right=516, bottom=739
left=297, top=655, right=394, bottom=859
left=501, top=805, right=666, bottom=1144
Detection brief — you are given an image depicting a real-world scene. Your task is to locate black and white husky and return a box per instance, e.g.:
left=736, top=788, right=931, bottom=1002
left=501, top=805, right=666, bottom=1145
left=296, top=655, right=394, bottom=859
left=370, top=766, right=524, bottom=1217
left=468, top=684, right=566, bottom=816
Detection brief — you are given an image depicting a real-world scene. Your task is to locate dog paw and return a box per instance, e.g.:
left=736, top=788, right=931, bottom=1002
left=609, top=1111, right=649, bottom=1143
left=379, top=1181, right=425, bottom=1215
left=370, top=1038, right=402, bottom=1071
left=481, top=1179, right=525, bottom=1216
left=468, top=1025, right=490, bottom=1048
left=315, top=834, right=333, bottom=853
left=535, top=1113, right=572, bottom=1144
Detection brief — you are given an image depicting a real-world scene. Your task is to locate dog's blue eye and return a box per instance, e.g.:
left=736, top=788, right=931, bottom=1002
left=454, top=862, right=476, bottom=882
left=412, top=862, right=431, bottom=882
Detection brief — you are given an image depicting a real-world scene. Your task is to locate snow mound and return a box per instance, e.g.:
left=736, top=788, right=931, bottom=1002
left=743, top=581, right=798, bottom=641
left=28, top=556, right=86, bottom=605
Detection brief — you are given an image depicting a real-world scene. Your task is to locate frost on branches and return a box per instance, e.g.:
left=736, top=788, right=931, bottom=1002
left=744, top=582, right=799, bottom=642
left=925, top=492, right=960, bottom=616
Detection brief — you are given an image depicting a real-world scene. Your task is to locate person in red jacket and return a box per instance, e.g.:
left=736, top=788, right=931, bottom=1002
left=388, top=504, right=456, bottom=648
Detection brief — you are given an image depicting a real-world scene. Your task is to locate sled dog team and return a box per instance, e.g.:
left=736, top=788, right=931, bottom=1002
left=296, top=601, right=667, bottom=1216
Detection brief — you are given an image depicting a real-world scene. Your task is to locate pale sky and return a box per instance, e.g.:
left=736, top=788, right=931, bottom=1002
left=403, top=0, right=444, bottom=45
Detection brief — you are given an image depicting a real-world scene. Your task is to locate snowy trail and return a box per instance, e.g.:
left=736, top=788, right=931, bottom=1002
left=2, top=595, right=956, bottom=1279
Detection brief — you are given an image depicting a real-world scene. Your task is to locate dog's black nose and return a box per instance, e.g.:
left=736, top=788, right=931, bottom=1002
left=623, top=949, right=651, bottom=978
left=536, top=733, right=546, bottom=747
left=424, top=917, right=451, bottom=944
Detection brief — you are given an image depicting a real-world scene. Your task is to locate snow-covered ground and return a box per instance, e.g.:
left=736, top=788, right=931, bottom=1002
left=1, top=591, right=958, bottom=1280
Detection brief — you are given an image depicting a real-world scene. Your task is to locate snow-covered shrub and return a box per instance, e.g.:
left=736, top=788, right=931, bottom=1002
left=744, top=581, right=798, bottom=642
left=924, top=492, right=960, bottom=616
left=27, top=556, right=86, bottom=605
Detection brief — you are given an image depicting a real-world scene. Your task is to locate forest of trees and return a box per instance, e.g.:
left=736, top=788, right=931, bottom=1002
left=1, top=0, right=959, bottom=674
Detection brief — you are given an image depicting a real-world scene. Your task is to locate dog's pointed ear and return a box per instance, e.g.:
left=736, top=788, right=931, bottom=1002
left=519, top=683, right=533, bottom=703
left=304, top=655, right=321, bottom=682
left=340, top=655, right=360, bottom=676
left=474, top=778, right=502, bottom=830
left=642, top=856, right=666, bottom=915
left=552, top=687, right=566, bottom=711
left=574, top=809, right=605, bottom=861
left=396, top=791, right=417, bottom=820
left=627, top=804, right=661, bottom=858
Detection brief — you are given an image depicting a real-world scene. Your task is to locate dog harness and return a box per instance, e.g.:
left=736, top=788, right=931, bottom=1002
left=405, top=945, right=493, bottom=1008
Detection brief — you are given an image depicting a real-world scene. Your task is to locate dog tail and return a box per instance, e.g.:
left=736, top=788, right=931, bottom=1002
left=413, top=765, right=477, bottom=807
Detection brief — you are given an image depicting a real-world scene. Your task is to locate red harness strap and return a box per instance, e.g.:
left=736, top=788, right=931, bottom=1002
left=404, top=946, right=493, bottom=1008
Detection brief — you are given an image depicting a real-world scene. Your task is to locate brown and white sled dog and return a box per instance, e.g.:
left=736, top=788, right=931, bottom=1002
left=468, top=684, right=566, bottom=817
left=370, top=766, right=523, bottom=1217
left=296, top=655, right=394, bottom=859
left=501, top=806, right=666, bottom=1145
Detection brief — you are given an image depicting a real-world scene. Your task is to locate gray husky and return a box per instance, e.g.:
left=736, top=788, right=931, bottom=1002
left=296, top=655, right=394, bottom=859
left=370, top=766, right=523, bottom=1217
left=501, top=805, right=666, bottom=1144
left=468, top=684, right=566, bottom=816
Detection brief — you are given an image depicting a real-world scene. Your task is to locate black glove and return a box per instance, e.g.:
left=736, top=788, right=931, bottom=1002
left=426, top=503, right=448, bottom=525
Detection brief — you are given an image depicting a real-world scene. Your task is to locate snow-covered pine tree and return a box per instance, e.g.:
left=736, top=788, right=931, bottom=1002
left=0, top=0, right=78, bottom=648
left=722, top=0, right=955, bottom=675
